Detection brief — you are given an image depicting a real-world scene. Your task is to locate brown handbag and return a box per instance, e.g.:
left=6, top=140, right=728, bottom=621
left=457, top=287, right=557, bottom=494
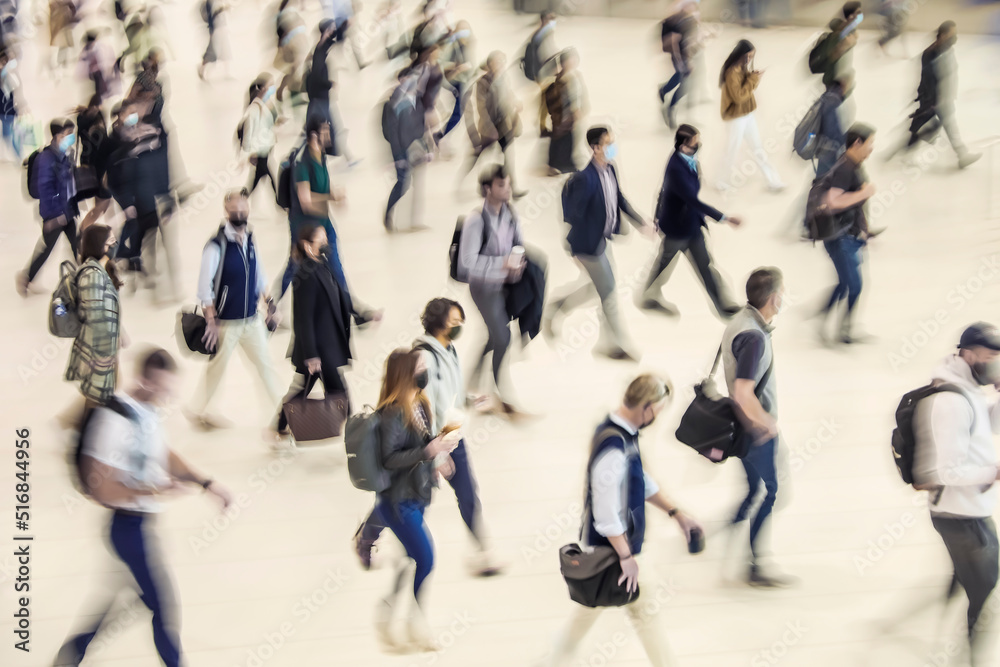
left=282, top=382, right=349, bottom=443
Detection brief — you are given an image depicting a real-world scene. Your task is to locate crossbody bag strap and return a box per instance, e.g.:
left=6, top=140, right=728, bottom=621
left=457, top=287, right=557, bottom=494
left=706, top=345, right=723, bottom=381
left=755, top=352, right=774, bottom=396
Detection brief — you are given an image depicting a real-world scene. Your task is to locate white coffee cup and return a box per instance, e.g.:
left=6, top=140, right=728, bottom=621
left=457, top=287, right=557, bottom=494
left=510, top=245, right=525, bottom=266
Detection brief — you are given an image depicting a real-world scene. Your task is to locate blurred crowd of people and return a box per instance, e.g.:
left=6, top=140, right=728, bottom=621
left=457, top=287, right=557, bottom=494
left=2, top=0, right=997, bottom=665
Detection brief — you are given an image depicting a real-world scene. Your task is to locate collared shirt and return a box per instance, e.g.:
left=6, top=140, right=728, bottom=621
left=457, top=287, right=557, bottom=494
left=197, top=221, right=268, bottom=307
left=679, top=152, right=698, bottom=173
left=589, top=413, right=659, bottom=539
left=593, top=160, right=618, bottom=239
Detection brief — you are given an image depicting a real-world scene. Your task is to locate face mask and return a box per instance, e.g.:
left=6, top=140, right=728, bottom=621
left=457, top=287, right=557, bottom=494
left=448, top=325, right=463, bottom=340
left=106, top=242, right=119, bottom=260
left=637, top=405, right=654, bottom=430
left=944, top=36, right=957, bottom=49
left=1, top=59, right=15, bottom=76
left=59, top=133, right=77, bottom=153
left=124, top=113, right=139, bottom=127
left=971, top=359, right=1000, bottom=386
left=228, top=213, right=248, bottom=227
left=679, top=152, right=698, bottom=171
left=453, top=29, right=470, bottom=40
left=689, top=143, right=701, bottom=155
left=415, top=371, right=429, bottom=390
left=603, top=143, right=618, bottom=161
left=263, top=85, right=276, bottom=102
left=318, top=243, right=332, bottom=258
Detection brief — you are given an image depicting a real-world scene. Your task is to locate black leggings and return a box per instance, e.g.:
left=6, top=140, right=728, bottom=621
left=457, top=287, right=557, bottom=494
left=247, top=155, right=276, bottom=195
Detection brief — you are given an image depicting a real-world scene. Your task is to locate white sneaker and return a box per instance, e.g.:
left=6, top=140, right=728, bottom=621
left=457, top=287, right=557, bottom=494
left=374, top=598, right=400, bottom=650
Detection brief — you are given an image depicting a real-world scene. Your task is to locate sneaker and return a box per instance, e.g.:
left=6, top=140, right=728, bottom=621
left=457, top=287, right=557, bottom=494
left=14, top=270, right=28, bottom=298
left=598, top=347, right=639, bottom=363
left=748, top=564, right=798, bottom=588
left=354, top=524, right=377, bottom=571
left=958, top=152, right=982, bottom=170
left=638, top=297, right=680, bottom=317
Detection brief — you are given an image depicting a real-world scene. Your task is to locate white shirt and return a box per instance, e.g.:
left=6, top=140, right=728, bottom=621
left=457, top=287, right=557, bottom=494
left=241, top=98, right=276, bottom=157
left=588, top=413, right=659, bottom=540
left=196, top=221, right=269, bottom=308
left=82, top=394, right=171, bottom=513
left=593, top=160, right=618, bottom=239
left=913, top=355, right=1000, bottom=517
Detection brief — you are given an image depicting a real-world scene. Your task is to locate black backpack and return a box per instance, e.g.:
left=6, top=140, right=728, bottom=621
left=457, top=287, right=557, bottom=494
left=73, top=398, right=138, bottom=500
left=521, top=35, right=541, bottom=82
left=276, top=143, right=303, bottom=210
left=804, top=159, right=847, bottom=243
left=808, top=32, right=835, bottom=74
left=24, top=148, right=42, bottom=199
left=891, top=382, right=968, bottom=485
left=448, top=212, right=490, bottom=283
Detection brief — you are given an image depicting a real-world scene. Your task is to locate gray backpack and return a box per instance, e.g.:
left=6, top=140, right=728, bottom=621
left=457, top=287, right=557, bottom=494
left=344, top=407, right=391, bottom=493
left=49, top=260, right=85, bottom=338
left=793, top=94, right=825, bottom=160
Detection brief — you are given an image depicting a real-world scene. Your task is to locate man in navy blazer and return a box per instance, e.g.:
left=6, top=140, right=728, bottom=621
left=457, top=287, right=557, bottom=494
left=639, top=124, right=742, bottom=319
left=547, top=126, right=655, bottom=361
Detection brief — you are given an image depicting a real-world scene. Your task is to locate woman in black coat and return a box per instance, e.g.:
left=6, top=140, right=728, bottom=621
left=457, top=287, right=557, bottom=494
left=270, top=223, right=353, bottom=442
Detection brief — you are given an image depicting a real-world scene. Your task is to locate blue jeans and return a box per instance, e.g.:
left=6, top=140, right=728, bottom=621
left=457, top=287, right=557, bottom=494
left=385, top=157, right=411, bottom=217
left=823, top=234, right=865, bottom=314
left=376, top=499, right=435, bottom=599
left=1, top=113, right=18, bottom=157
left=280, top=220, right=347, bottom=298
left=658, top=71, right=687, bottom=109
left=361, top=441, right=483, bottom=545
left=66, top=512, right=181, bottom=666
left=440, top=81, right=465, bottom=138
left=733, top=437, right=777, bottom=562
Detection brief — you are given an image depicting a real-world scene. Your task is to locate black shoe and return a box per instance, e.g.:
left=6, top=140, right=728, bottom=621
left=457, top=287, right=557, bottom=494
left=638, top=298, right=679, bottom=317
left=599, top=348, right=639, bottom=363
left=383, top=210, right=394, bottom=232
left=748, top=564, right=797, bottom=589
left=666, top=105, right=677, bottom=130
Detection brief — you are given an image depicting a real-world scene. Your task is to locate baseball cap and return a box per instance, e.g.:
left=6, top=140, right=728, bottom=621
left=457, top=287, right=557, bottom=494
left=958, top=322, right=1000, bottom=351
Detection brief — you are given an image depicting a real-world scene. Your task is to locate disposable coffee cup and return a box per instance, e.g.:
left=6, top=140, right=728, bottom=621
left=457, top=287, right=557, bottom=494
left=511, top=245, right=525, bottom=266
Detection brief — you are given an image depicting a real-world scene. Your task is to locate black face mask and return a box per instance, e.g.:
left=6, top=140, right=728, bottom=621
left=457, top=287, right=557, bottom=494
left=971, top=360, right=1000, bottom=386
left=229, top=214, right=248, bottom=227
left=106, top=242, right=119, bottom=260
left=318, top=243, right=332, bottom=258
left=637, top=405, right=654, bottom=430
left=688, top=143, right=701, bottom=155
left=448, top=325, right=463, bottom=341
left=415, top=371, right=429, bottom=390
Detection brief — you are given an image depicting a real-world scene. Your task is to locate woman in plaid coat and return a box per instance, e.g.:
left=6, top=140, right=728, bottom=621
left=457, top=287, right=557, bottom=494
left=65, top=223, right=125, bottom=406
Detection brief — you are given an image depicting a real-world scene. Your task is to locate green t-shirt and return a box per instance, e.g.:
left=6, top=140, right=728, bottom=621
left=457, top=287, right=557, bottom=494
left=291, top=151, right=330, bottom=227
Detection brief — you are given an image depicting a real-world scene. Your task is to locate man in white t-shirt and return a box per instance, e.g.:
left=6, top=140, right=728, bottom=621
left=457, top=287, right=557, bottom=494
left=54, top=349, right=232, bottom=667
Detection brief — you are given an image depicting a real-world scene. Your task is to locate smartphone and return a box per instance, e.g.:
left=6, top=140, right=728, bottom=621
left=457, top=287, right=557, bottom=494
left=841, top=13, right=863, bottom=38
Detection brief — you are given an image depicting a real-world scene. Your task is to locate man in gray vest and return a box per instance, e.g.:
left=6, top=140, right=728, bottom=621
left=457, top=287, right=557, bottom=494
left=722, top=266, right=793, bottom=587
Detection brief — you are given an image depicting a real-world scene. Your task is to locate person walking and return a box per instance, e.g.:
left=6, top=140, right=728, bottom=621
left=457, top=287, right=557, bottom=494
left=541, top=48, right=586, bottom=176
left=54, top=348, right=233, bottom=667
left=458, top=164, right=526, bottom=416
left=355, top=298, right=504, bottom=576
left=545, top=374, right=701, bottom=666
left=545, top=126, right=656, bottom=362
left=715, top=39, right=784, bottom=193
left=658, top=0, right=698, bottom=129
left=368, top=348, right=459, bottom=651
left=817, top=123, right=878, bottom=345
left=891, top=22, right=981, bottom=170
left=638, top=124, right=743, bottom=319
left=0, top=49, right=22, bottom=163
left=197, top=0, right=230, bottom=81
left=17, top=117, right=78, bottom=297
left=242, top=73, right=279, bottom=198
left=381, top=67, right=428, bottom=232
left=65, top=224, right=126, bottom=412
left=722, top=267, right=795, bottom=588
left=913, top=324, right=1000, bottom=667
left=185, top=189, right=281, bottom=431
left=434, top=21, right=475, bottom=149
left=270, top=224, right=353, bottom=445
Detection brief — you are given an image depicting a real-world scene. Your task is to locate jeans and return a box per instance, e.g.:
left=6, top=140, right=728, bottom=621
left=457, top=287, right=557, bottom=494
left=0, top=113, right=17, bottom=157
left=385, top=156, right=411, bottom=218
left=822, top=234, right=864, bottom=314
left=733, top=437, right=777, bottom=562
left=26, top=215, right=78, bottom=283
left=440, top=80, right=465, bottom=138
left=658, top=70, right=688, bottom=110
left=933, top=516, right=1000, bottom=666
left=642, top=230, right=736, bottom=317
left=360, top=441, right=483, bottom=546
left=376, top=499, right=434, bottom=599
left=64, top=512, right=182, bottom=667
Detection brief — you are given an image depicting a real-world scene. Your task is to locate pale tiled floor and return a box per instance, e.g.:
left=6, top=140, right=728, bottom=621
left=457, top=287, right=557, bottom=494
left=1, top=2, right=1000, bottom=666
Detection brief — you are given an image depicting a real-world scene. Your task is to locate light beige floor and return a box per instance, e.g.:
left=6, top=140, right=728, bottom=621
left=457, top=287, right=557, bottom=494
left=1, top=1, right=1000, bottom=665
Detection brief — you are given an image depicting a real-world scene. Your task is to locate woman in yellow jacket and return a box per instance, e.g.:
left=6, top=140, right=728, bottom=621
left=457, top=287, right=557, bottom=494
left=716, top=39, right=784, bottom=193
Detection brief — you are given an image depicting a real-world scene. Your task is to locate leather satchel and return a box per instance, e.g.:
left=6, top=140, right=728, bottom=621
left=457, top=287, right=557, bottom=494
left=283, top=381, right=349, bottom=442
left=559, top=544, right=638, bottom=608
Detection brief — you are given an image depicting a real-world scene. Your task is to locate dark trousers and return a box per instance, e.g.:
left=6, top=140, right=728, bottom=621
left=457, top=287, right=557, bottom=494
left=934, top=516, right=1000, bottom=660
left=386, top=156, right=411, bottom=217
left=468, top=283, right=512, bottom=399
left=658, top=70, right=688, bottom=109
left=732, top=437, right=777, bottom=562
left=822, top=234, right=864, bottom=314
left=461, top=134, right=517, bottom=190
left=642, top=230, right=734, bottom=317
left=247, top=154, right=276, bottom=195
left=440, top=80, right=465, bottom=138
left=63, top=512, right=181, bottom=667
left=276, top=365, right=347, bottom=432
left=360, top=440, right=483, bottom=546
left=26, top=215, right=78, bottom=283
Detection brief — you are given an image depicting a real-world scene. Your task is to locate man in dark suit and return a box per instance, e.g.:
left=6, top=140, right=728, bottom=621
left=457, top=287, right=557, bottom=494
left=639, top=124, right=742, bottom=319
left=546, top=126, right=655, bottom=361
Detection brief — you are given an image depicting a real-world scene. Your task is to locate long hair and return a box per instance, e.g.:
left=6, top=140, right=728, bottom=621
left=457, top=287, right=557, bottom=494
left=247, top=73, right=271, bottom=108
left=292, top=224, right=321, bottom=263
left=79, top=223, right=123, bottom=290
left=376, top=348, right=431, bottom=433
left=719, top=39, right=755, bottom=86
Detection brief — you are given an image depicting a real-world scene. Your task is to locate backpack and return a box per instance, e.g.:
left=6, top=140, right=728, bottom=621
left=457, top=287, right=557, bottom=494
left=521, top=35, right=540, bottom=82
left=49, top=260, right=88, bottom=338
left=891, top=382, right=968, bottom=485
left=808, top=32, right=835, bottom=74
left=344, top=407, right=391, bottom=492
left=792, top=94, right=825, bottom=160
left=448, top=212, right=490, bottom=283
left=73, top=397, right=138, bottom=500
left=660, top=16, right=680, bottom=53
left=803, top=160, right=847, bottom=242
left=276, top=143, right=304, bottom=210
left=24, top=148, right=41, bottom=199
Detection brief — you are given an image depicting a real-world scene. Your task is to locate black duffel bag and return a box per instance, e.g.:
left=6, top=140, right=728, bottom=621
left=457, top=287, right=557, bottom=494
left=675, top=345, right=771, bottom=463
left=559, top=543, right=638, bottom=608
left=175, top=306, right=213, bottom=357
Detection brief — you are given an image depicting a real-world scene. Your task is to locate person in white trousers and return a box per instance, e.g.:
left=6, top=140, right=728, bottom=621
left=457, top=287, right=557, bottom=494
left=715, top=39, right=784, bottom=193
